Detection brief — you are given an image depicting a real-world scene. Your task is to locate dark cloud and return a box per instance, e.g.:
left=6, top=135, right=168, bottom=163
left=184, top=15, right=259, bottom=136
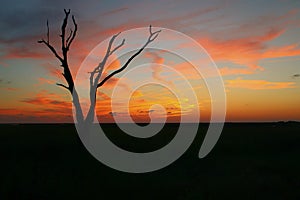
left=0, top=0, right=132, bottom=42
left=0, top=6, right=60, bottom=41
left=0, top=78, right=12, bottom=85
left=109, top=112, right=117, bottom=116
left=138, top=109, right=155, bottom=113
left=0, top=1, right=140, bottom=64
left=100, top=7, right=128, bottom=16
left=292, top=74, right=300, bottom=78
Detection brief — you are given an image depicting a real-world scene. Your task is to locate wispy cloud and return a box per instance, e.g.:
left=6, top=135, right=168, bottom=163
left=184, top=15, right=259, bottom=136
left=226, top=78, right=296, bottom=90
left=144, top=51, right=174, bottom=86
left=20, top=90, right=71, bottom=113
left=100, top=7, right=128, bottom=16
left=219, top=67, right=255, bottom=76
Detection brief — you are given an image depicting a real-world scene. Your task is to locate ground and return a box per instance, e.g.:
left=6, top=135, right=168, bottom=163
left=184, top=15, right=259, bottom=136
left=1, top=122, right=300, bottom=199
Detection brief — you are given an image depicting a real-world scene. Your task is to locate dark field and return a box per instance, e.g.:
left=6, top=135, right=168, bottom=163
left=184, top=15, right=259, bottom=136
left=1, top=122, right=300, bottom=200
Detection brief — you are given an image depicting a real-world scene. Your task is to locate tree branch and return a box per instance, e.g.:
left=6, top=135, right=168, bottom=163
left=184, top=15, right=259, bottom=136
left=37, top=9, right=83, bottom=123
left=66, top=28, right=73, bottom=45
left=97, top=25, right=161, bottom=88
left=97, top=32, right=122, bottom=70
left=37, top=9, right=76, bottom=93
left=66, top=15, right=77, bottom=50
left=109, top=38, right=125, bottom=56
left=56, top=83, right=69, bottom=90
left=148, top=25, right=161, bottom=42
left=61, top=9, right=70, bottom=51
left=37, top=39, right=63, bottom=62
left=89, top=32, right=125, bottom=88
left=46, top=20, right=49, bottom=43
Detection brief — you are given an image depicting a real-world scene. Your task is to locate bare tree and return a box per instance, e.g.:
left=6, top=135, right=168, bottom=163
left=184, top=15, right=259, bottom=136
left=38, top=9, right=161, bottom=127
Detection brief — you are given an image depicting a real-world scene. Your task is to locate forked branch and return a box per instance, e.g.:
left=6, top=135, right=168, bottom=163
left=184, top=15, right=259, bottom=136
left=38, top=9, right=78, bottom=93
left=67, top=15, right=77, bottom=50
left=38, top=9, right=84, bottom=123
left=38, top=10, right=161, bottom=125
left=89, top=32, right=126, bottom=89
left=96, top=25, right=161, bottom=88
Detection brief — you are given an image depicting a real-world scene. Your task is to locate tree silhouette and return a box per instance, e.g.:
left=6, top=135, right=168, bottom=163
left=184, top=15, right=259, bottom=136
left=38, top=9, right=161, bottom=126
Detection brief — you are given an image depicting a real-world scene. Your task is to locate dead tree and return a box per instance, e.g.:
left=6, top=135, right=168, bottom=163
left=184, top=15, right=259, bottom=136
left=38, top=9, right=161, bottom=126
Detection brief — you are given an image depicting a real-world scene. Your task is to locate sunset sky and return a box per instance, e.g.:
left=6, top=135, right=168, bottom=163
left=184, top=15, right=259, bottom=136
left=0, top=0, right=300, bottom=123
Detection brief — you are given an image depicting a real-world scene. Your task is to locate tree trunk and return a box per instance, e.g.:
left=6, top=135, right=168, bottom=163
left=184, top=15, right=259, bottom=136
left=72, top=89, right=84, bottom=124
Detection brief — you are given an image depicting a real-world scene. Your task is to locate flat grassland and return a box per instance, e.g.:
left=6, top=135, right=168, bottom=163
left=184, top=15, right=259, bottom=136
left=1, top=122, right=300, bottom=199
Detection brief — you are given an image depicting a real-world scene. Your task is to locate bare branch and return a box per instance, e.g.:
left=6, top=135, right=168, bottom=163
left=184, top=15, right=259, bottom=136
left=38, top=9, right=83, bottom=123
left=66, top=28, right=73, bottom=44
left=90, top=32, right=123, bottom=75
left=38, top=9, right=77, bottom=93
left=148, top=25, right=161, bottom=43
left=61, top=9, right=71, bottom=50
left=37, top=20, right=65, bottom=62
left=46, top=20, right=49, bottom=43
left=66, top=15, right=77, bottom=49
left=86, top=31, right=125, bottom=123
left=56, top=83, right=69, bottom=90
left=105, top=32, right=122, bottom=57
left=97, top=25, right=161, bottom=88
left=37, top=39, right=63, bottom=62
left=96, top=48, right=140, bottom=88
left=109, top=39, right=125, bottom=56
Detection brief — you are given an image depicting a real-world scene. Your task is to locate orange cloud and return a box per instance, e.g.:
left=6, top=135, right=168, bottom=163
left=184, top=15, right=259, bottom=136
left=219, top=67, right=255, bottom=76
left=261, top=43, right=300, bottom=59
left=99, top=74, right=131, bottom=92
left=197, top=28, right=285, bottom=70
left=97, top=91, right=111, bottom=101
left=172, top=61, right=203, bottom=80
left=36, top=77, right=56, bottom=85
left=21, top=90, right=71, bottom=114
left=226, top=78, right=296, bottom=90
left=3, top=48, right=46, bottom=59
left=132, top=90, right=143, bottom=98
left=0, top=108, right=21, bottom=115
left=104, top=57, right=121, bottom=72
left=0, top=35, right=50, bottom=60
left=42, top=62, right=63, bottom=79
left=203, top=27, right=300, bottom=70
left=0, top=89, right=74, bottom=123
